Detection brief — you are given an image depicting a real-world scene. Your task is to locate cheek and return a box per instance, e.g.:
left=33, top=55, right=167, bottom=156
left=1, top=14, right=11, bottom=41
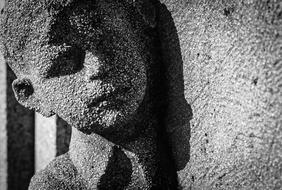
left=132, top=69, right=147, bottom=102
left=131, top=60, right=147, bottom=98
left=38, top=76, right=87, bottom=116
left=121, top=62, right=147, bottom=115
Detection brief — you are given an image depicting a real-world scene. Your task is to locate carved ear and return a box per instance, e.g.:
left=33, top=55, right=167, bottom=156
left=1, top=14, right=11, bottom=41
left=0, top=0, right=5, bottom=18
left=133, top=0, right=156, bottom=28
left=12, top=78, right=54, bottom=117
left=12, top=78, right=34, bottom=103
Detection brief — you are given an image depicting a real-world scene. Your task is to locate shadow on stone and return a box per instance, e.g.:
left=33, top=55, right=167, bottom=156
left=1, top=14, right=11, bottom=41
left=157, top=2, right=193, bottom=171
left=56, top=117, right=72, bottom=156
left=97, top=146, right=132, bottom=190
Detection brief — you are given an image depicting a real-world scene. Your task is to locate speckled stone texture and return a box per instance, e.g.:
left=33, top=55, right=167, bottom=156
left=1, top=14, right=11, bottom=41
left=5, top=0, right=282, bottom=189
left=1, top=0, right=177, bottom=189
left=159, top=0, right=282, bottom=189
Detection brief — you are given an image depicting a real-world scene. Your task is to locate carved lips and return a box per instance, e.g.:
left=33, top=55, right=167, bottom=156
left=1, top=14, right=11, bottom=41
left=87, top=86, right=130, bottom=109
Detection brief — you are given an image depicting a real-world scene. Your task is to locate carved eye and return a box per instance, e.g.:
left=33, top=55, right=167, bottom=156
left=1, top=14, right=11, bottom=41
left=46, top=46, right=85, bottom=78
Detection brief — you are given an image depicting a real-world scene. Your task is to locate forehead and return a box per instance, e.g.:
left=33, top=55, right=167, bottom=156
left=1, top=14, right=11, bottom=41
left=2, top=0, right=137, bottom=76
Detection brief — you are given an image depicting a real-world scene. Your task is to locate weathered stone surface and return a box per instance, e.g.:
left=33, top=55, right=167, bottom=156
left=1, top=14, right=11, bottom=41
left=1, top=0, right=177, bottom=189
left=159, top=0, right=282, bottom=189
left=6, top=0, right=282, bottom=189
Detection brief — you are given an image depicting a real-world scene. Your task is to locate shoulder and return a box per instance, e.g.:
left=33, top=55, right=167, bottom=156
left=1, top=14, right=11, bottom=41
left=29, top=170, right=63, bottom=190
left=29, top=153, right=85, bottom=190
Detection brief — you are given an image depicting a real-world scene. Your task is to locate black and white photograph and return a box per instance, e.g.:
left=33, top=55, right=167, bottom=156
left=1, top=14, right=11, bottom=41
left=0, top=0, right=282, bottom=189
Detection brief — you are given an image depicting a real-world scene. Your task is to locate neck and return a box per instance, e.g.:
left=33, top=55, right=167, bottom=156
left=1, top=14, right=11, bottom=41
left=69, top=124, right=158, bottom=189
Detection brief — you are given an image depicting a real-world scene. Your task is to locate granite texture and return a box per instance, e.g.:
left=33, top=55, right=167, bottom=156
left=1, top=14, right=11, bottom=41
left=159, top=0, right=282, bottom=189
left=1, top=0, right=177, bottom=189
left=3, top=0, right=282, bottom=189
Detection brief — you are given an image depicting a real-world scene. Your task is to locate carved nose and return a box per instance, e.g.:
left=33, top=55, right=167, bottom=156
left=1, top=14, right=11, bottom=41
left=85, top=65, right=101, bottom=81
left=84, top=52, right=104, bottom=81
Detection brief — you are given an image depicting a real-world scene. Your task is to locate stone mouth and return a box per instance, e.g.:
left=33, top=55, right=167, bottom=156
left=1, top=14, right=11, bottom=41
left=87, top=86, right=130, bottom=109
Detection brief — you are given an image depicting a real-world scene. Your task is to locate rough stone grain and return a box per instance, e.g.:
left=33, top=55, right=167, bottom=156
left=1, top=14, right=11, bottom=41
left=1, top=0, right=177, bottom=189
left=159, top=0, right=282, bottom=189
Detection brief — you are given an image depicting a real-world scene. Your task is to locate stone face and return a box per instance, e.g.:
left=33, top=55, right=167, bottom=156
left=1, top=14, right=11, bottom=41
left=1, top=0, right=161, bottom=140
left=2, top=0, right=148, bottom=135
left=1, top=0, right=177, bottom=189
left=159, top=0, right=282, bottom=189
left=5, top=0, right=282, bottom=189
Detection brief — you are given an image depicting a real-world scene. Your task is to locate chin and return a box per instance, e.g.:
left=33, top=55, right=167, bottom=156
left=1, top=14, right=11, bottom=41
left=99, top=110, right=122, bottom=128
left=72, top=100, right=140, bottom=134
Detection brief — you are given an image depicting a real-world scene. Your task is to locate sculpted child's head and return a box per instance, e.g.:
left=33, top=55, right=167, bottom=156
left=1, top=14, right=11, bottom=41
left=1, top=0, right=156, bottom=136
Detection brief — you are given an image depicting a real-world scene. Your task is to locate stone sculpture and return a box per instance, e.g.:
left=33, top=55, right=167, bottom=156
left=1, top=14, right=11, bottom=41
left=1, top=0, right=176, bottom=189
